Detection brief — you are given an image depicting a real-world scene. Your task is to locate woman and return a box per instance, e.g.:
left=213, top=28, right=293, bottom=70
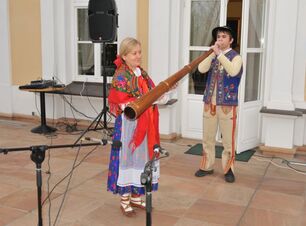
left=107, top=37, right=161, bottom=217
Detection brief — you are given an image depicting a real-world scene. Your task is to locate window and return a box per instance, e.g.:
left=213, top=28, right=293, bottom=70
left=188, top=0, right=221, bottom=94
left=247, top=0, right=265, bottom=48
left=244, top=0, right=265, bottom=102
left=74, top=5, right=117, bottom=82
left=190, top=0, right=220, bottom=47
left=245, top=53, right=262, bottom=101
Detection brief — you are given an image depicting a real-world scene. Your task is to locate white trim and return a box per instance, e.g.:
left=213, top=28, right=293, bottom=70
left=237, top=0, right=249, bottom=104
left=266, top=101, right=295, bottom=111
left=72, top=0, right=89, bottom=4
left=94, top=43, right=101, bottom=77
left=71, top=4, right=106, bottom=83
left=52, top=0, right=71, bottom=84
left=261, top=113, right=299, bottom=120
left=294, top=101, right=306, bottom=110
left=78, top=41, right=92, bottom=44
left=262, top=0, right=276, bottom=107
left=294, top=114, right=306, bottom=146
left=71, top=4, right=78, bottom=82
left=181, top=0, right=191, bottom=138
left=246, top=48, right=264, bottom=53
left=189, top=46, right=211, bottom=51
left=237, top=0, right=268, bottom=153
left=0, top=0, right=11, bottom=85
left=259, top=0, right=269, bottom=105
left=220, top=0, right=228, bottom=25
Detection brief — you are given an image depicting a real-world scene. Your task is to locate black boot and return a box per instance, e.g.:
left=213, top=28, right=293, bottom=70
left=224, top=168, right=235, bottom=183
left=194, top=169, right=214, bottom=177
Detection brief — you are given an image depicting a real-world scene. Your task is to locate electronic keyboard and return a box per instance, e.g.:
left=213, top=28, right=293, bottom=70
left=19, top=80, right=64, bottom=90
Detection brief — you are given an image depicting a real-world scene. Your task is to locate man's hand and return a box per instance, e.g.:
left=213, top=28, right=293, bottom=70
left=211, top=42, right=221, bottom=56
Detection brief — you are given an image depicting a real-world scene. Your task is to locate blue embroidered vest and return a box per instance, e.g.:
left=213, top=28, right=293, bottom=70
left=203, top=50, right=242, bottom=106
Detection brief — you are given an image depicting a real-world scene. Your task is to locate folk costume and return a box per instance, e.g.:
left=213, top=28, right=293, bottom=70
left=197, top=47, right=243, bottom=178
left=107, top=56, right=160, bottom=196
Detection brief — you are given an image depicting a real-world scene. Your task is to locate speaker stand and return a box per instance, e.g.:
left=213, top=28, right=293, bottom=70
left=93, top=43, right=109, bottom=131
left=74, top=43, right=114, bottom=145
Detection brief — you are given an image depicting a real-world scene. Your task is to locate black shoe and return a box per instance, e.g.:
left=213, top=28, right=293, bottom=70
left=224, top=169, right=235, bottom=183
left=194, top=169, right=214, bottom=177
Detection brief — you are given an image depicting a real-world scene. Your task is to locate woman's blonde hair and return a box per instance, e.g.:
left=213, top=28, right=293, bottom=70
left=119, top=37, right=141, bottom=57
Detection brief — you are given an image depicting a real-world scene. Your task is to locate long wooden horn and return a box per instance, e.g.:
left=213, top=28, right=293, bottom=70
left=124, top=49, right=213, bottom=120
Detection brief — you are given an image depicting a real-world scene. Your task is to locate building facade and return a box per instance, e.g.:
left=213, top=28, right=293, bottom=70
left=0, top=0, right=305, bottom=155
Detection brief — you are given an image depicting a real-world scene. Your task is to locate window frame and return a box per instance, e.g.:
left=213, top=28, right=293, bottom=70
left=71, top=1, right=114, bottom=83
left=187, top=0, right=225, bottom=95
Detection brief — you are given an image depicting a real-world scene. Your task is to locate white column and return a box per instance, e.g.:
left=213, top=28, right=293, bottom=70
left=292, top=0, right=306, bottom=146
left=148, top=0, right=182, bottom=137
left=265, top=0, right=298, bottom=110
left=292, top=0, right=306, bottom=109
left=40, top=0, right=55, bottom=80
left=53, top=0, right=70, bottom=84
left=261, top=0, right=301, bottom=150
left=40, top=0, right=71, bottom=119
left=0, top=0, right=13, bottom=114
left=148, top=0, right=171, bottom=83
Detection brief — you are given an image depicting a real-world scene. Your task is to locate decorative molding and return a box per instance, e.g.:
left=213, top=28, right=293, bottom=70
left=260, top=106, right=302, bottom=117
left=259, top=145, right=296, bottom=158
left=160, top=132, right=179, bottom=141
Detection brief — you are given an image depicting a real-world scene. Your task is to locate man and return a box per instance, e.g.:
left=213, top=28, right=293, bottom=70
left=194, top=26, right=243, bottom=183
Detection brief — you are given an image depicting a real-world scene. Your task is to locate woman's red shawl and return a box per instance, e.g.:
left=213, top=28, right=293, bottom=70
left=108, top=57, right=160, bottom=159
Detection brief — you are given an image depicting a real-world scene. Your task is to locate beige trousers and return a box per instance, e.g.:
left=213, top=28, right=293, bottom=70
left=199, top=104, right=237, bottom=174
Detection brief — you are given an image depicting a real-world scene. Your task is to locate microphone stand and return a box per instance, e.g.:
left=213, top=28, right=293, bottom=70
left=0, top=140, right=112, bottom=226
left=141, top=151, right=169, bottom=226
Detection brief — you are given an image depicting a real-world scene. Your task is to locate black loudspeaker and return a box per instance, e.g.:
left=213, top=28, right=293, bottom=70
left=88, top=0, right=118, bottom=42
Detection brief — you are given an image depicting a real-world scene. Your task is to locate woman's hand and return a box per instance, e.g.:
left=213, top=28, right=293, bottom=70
left=154, top=93, right=170, bottom=105
left=170, top=82, right=178, bottom=90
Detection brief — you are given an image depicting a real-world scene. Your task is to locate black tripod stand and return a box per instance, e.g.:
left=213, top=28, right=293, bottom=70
left=0, top=140, right=113, bottom=226
left=90, top=42, right=116, bottom=132
left=141, top=146, right=169, bottom=226
left=73, top=44, right=115, bottom=145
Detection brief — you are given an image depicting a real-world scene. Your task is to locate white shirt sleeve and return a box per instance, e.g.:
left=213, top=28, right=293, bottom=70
left=198, top=52, right=216, bottom=73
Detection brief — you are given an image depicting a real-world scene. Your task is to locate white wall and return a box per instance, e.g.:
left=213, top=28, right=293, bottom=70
left=148, top=0, right=183, bottom=136
left=0, top=0, right=13, bottom=114
left=292, top=0, right=306, bottom=146
left=116, top=0, right=137, bottom=42
left=40, top=0, right=55, bottom=81
left=40, top=0, right=72, bottom=83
